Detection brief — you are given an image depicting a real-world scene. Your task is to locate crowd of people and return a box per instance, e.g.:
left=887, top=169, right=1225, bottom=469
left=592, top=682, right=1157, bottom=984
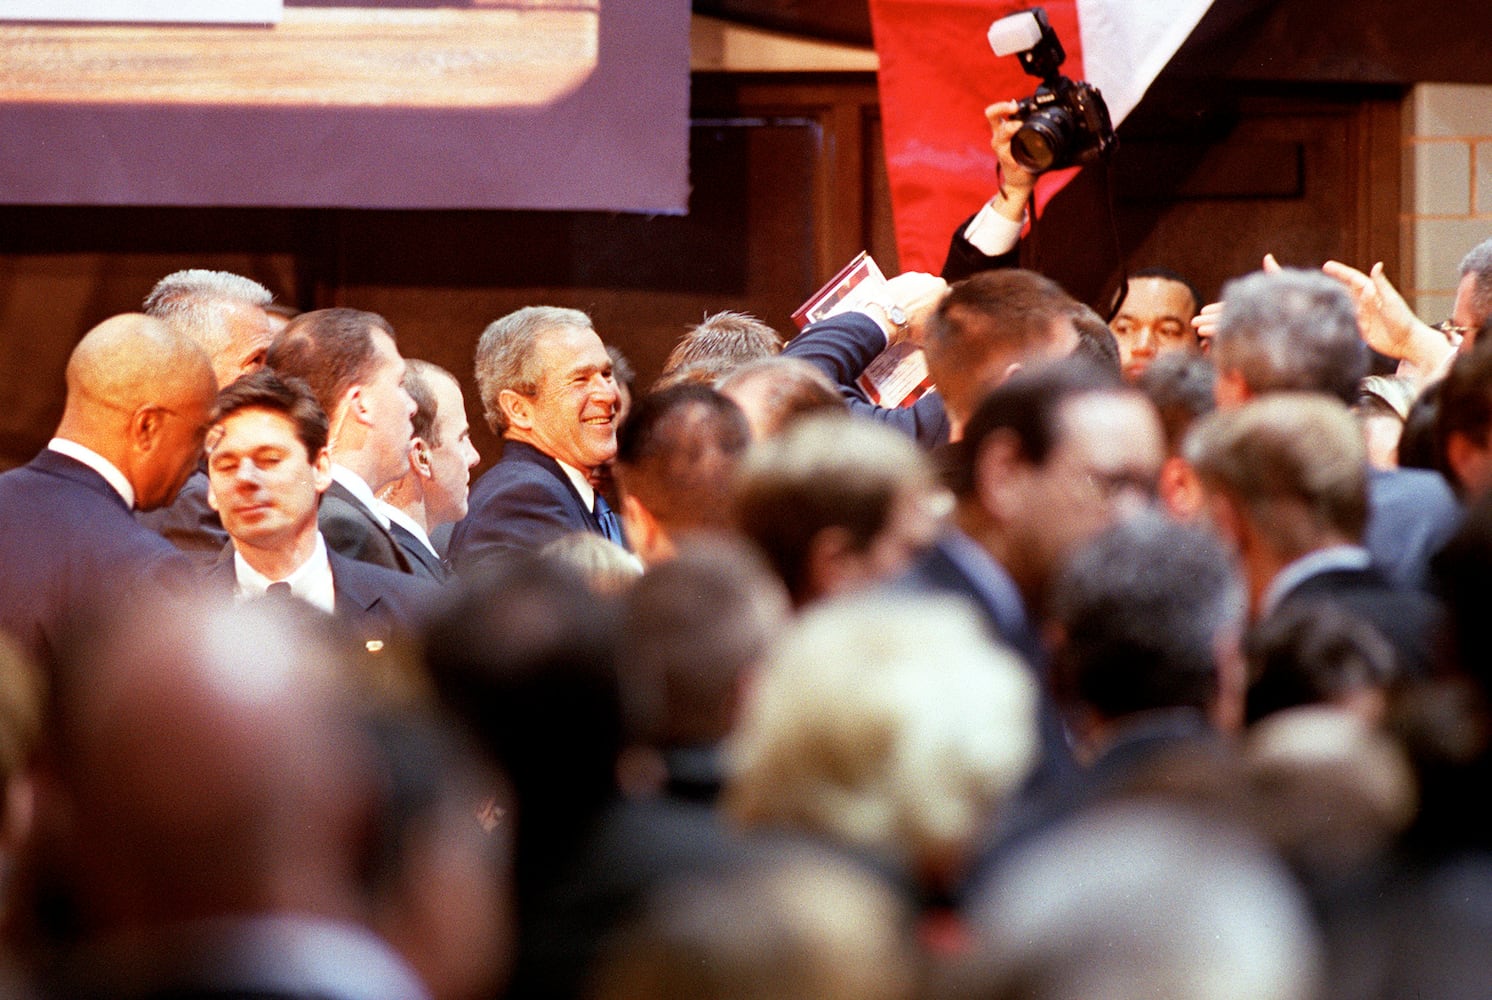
left=5, top=102, right=1492, bottom=1000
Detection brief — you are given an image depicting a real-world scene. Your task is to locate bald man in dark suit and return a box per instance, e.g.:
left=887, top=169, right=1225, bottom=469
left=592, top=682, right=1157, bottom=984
left=0, top=314, right=216, bottom=665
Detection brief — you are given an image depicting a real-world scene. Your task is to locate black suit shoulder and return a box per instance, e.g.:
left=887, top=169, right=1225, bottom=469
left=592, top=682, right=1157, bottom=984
left=0, top=450, right=192, bottom=665
left=319, top=480, right=411, bottom=574
left=330, top=550, right=441, bottom=643
left=1273, top=565, right=1444, bottom=677
left=446, top=441, right=599, bottom=577
left=387, top=520, right=450, bottom=583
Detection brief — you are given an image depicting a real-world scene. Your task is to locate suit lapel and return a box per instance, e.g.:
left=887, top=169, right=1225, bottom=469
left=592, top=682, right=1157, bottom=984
left=325, top=480, right=414, bottom=574
left=387, top=520, right=450, bottom=583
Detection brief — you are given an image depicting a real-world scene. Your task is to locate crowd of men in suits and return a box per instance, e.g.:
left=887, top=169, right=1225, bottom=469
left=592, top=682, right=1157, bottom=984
left=6, top=107, right=1492, bottom=1000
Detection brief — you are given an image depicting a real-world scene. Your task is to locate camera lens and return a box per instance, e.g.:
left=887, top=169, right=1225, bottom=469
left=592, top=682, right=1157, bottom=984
left=1012, top=108, right=1072, bottom=172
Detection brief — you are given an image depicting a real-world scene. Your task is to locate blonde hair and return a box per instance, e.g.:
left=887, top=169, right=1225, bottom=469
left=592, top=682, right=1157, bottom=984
left=724, top=593, right=1037, bottom=881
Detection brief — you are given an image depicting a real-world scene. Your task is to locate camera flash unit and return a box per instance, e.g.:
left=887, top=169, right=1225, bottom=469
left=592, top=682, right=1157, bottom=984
left=988, top=10, right=1044, bottom=58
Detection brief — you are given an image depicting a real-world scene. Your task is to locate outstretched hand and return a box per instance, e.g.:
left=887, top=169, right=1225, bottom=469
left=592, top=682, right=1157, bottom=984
left=1320, top=260, right=1423, bottom=357
left=1320, top=258, right=1454, bottom=387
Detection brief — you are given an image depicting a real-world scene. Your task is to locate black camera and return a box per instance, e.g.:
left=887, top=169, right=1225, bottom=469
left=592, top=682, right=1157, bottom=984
left=988, top=7, right=1116, bottom=173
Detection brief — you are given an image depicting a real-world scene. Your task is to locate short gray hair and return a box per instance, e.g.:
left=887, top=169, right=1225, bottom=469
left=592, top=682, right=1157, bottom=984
left=1213, top=268, right=1366, bottom=404
left=474, top=306, right=593, bottom=435
left=1459, top=237, right=1492, bottom=325
left=143, top=269, right=272, bottom=357
left=1053, top=509, right=1246, bottom=717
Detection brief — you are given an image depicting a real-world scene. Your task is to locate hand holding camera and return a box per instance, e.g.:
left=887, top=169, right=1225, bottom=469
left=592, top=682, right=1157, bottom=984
left=984, top=99, right=1039, bottom=217
left=988, top=7, right=1116, bottom=173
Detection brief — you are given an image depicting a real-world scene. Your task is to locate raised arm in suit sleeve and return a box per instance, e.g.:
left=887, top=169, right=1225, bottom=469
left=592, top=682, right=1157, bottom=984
left=783, top=311, right=951, bottom=449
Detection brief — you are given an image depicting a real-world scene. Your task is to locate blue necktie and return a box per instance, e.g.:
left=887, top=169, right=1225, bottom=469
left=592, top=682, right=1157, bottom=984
left=593, top=493, right=628, bottom=549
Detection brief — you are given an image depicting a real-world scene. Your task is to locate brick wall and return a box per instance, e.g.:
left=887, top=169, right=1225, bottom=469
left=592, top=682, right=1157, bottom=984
left=1404, top=84, right=1492, bottom=320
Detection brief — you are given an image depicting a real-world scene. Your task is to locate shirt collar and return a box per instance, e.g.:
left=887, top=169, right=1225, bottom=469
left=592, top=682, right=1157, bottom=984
left=49, top=437, right=135, bottom=509
left=233, top=532, right=337, bottom=615
left=1261, top=544, right=1373, bottom=616
left=329, top=464, right=390, bottom=529
left=555, top=458, right=597, bottom=511
left=376, top=499, right=439, bottom=559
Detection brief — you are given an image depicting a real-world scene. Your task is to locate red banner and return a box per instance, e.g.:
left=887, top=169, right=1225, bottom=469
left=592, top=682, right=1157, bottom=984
left=868, top=0, right=1086, bottom=273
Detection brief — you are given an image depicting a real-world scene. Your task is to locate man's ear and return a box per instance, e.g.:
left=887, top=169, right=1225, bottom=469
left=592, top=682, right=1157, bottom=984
left=345, top=384, right=375, bottom=428
left=498, top=388, right=534, bottom=432
left=129, top=406, right=166, bottom=454
left=311, top=447, right=334, bottom=496
left=973, top=428, right=1025, bottom=523
left=1158, top=455, right=1204, bottom=521
left=410, top=438, right=434, bottom=479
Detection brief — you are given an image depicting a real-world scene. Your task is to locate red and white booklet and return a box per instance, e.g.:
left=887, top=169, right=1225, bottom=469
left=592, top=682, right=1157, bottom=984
left=791, top=251, right=933, bottom=409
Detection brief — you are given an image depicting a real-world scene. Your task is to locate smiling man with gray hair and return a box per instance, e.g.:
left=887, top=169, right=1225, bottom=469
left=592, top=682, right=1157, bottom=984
left=448, top=306, right=627, bottom=578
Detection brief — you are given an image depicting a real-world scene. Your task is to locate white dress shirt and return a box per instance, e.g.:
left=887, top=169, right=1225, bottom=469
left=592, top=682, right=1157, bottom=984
left=962, top=202, right=1025, bottom=257
left=49, top=437, right=135, bottom=509
left=233, top=532, right=337, bottom=615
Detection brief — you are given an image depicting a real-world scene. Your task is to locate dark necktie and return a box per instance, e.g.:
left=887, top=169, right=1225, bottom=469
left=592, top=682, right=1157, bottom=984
left=593, top=493, right=628, bottom=549
left=265, top=581, right=293, bottom=599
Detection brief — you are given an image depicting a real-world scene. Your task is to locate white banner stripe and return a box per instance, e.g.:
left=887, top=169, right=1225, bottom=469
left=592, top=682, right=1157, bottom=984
left=1077, top=0, right=1216, bottom=126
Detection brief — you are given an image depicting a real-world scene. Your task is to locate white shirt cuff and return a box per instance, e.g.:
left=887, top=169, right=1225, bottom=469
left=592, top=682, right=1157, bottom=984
left=963, top=202, right=1023, bottom=257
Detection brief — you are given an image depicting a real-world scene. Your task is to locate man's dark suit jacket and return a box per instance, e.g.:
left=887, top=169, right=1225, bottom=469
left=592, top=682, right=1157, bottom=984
left=1366, top=466, right=1462, bottom=593
left=207, top=545, right=439, bottom=647
left=387, top=519, right=450, bottom=583
left=135, top=467, right=230, bottom=567
left=0, top=448, right=192, bottom=666
left=319, top=478, right=413, bottom=575
left=782, top=312, right=951, bottom=449
left=1269, top=563, right=1444, bottom=679
left=446, top=440, right=603, bottom=579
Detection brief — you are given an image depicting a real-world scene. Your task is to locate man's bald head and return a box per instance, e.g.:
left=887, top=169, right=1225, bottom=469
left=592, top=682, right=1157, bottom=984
left=65, top=313, right=210, bottom=410
left=58, top=313, right=217, bottom=510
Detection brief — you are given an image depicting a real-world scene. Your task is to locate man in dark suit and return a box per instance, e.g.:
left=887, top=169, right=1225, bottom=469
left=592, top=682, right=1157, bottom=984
left=448, top=306, right=630, bottom=578
left=267, top=307, right=419, bottom=575
left=0, top=313, right=216, bottom=666
left=1186, top=393, right=1442, bottom=678
left=376, top=359, right=481, bottom=583
left=1211, top=267, right=1462, bottom=592
left=897, top=359, right=1167, bottom=800
left=136, top=269, right=277, bottom=564
left=204, top=369, right=436, bottom=647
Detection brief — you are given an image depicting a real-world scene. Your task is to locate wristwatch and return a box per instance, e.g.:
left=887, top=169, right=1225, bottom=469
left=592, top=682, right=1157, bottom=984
left=878, top=301, right=909, bottom=336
